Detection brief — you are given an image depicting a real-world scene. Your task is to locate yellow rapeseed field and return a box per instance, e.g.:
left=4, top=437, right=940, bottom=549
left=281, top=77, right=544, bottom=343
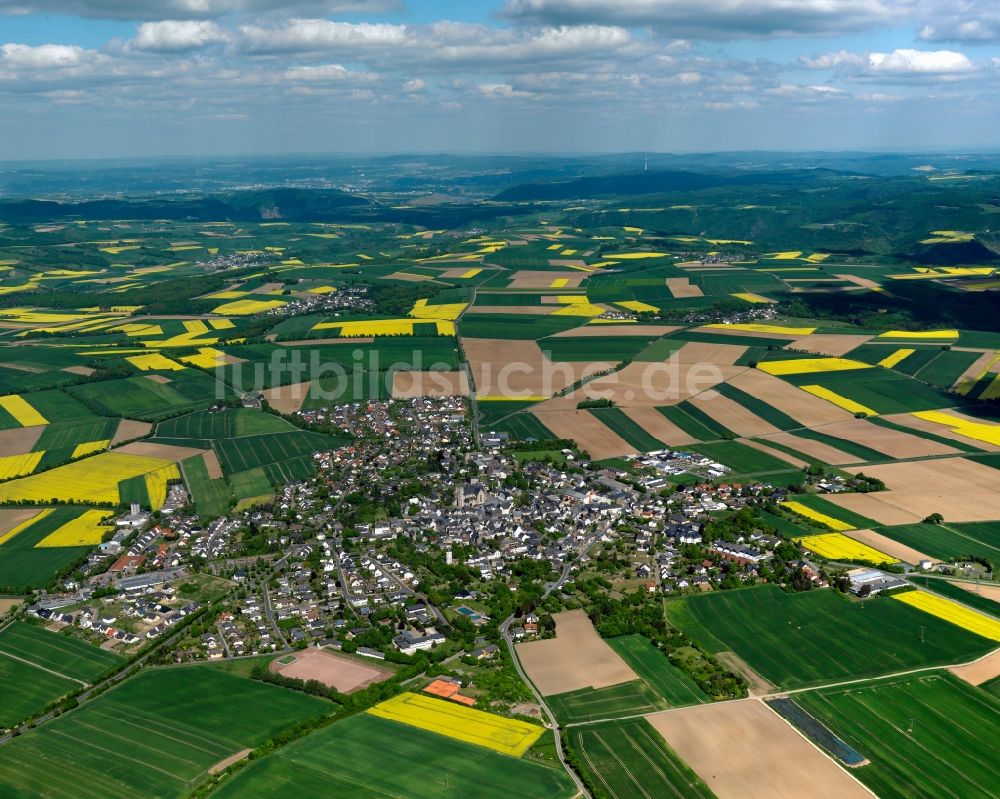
left=550, top=302, right=606, bottom=317
left=616, top=300, right=659, bottom=313
left=313, top=319, right=414, bottom=336
left=893, top=591, right=1000, bottom=642
left=367, top=692, right=543, bottom=757
left=126, top=353, right=184, bottom=371
left=0, top=394, right=47, bottom=426
left=758, top=357, right=871, bottom=376
left=0, top=452, right=43, bottom=480
left=71, top=439, right=110, bottom=459
left=182, top=320, right=209, bottom=335
left=780, top=501, right=854, bottom=531
left=795, top=532, right=898, bottom=564
left=205, top=290, right=247, bottom=300
left=208, top=318, right=235, bottom=330
left=144, top=463, right=180, bottom=510
left=180, top=348, right=226, bottom=368
left=771, top=251, right=803, bottom=259
left=911, top=410, right=1000, bottom=447
left=408, top=299, right=468, bottom=321
left=212, top=299, right=286, bottom=315
left=606, top=252, right=667, bottom=259
left=705, top=322, right=815, bottom=335
left=877, top=329, right=958, bottom=339
left=435, top=321, right=456, bottom=336
left=35, top=510, right=114, bottom=548
left=0, top=452, right=177, bottom=507
left=549, top=278, right=569, bottom=288
left=731, top=292, right=776, bottom=304
left=0, top=509, right=53, bottom=546
left=878, top=348, right=914, bottom=369
left=800, top=385, right=876, bottom=417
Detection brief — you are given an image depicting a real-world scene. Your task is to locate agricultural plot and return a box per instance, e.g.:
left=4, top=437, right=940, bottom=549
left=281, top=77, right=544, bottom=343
left=797, top=673, right=1000, bottom=799
left=656, top=402, right=733, bottom=441
left=214, top=431, right=335, bottom=474
left=212, top=712, right=576, bottom=799
left=666, top=584, right=996, bottom=689
left=0, top=667, right=331, bottom=799
left=893, top=589, right=1000, bottom=641
left=0, top=651, right=79, bottom=728
left=546, top=679, right=667, bottom=724
left=0, top=621, right=122, bottom=683
left=795, top=532, right=899, bottom=565
left=690, top=440, right=799, bottom=479
left=589, top=408, right=667, bottom=452
left=606, top=634, right=708, bottom=706
left=873, top=522, right=1000, bottom=563
left=0, top=506, right=108, bottom=591
left=907, top=575, right=1000, bottom=619
left=569, top=719, right=716, bottom=799
left=68, top=369, right=229, bottom=421
left=180, top=454, right=232, bottom=517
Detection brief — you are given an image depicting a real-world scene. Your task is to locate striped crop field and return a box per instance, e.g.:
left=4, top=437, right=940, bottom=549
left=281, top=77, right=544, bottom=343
left=893, top=590, right=1000, bottom=642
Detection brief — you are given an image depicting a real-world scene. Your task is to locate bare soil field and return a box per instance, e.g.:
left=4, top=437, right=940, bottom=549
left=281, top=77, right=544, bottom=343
left=738, top=438, right=809, bottom=468
left=665, top=277, right=704, bottom=298
left=392, top=370, right=470, bottom=398
left=143, top=374, right=172, bottom=384
left=0, top=425, right=44, bottom=455
left=688, top=393, right=782, bottom=437
left=951, top=351, right=1000, bottom=391
left=949, top=647, right=1000, bottom=686
left=261, top=380, right=312, bottom=414
left=647, top=700, right=875, bottom=799
left=788, top=333, right=873, bottom=357
left=463, top=337, right=608, bottom=398
left=0, top=361, right=43, bottom=373
left=834, top=274, right=885, bottom=292
left=672, top=341, right=747, bottom=365
left=111, top=419, right=152, bottom=446
left=269, top=648, right=392, bottom=693
left=622, top=406, right=697, bottom=446
left=846, top=529, right=935, bottom=565
left=0, top=508, right=43, bottom=536
left=0, top=597, right=23, bottom=613
left=532, top=409, right=635, bottom=460
left=816, top=418, right=959, bottom=459
left=549, top=324, right=679, bottom=338
left=508, top=270, right=586, bottom=289
left=948, top=580, right=1000, bottom=603
left=516, top=609, right=638, bottom=696
left=548, top=258, right=587, bottom=268
left=208, top=749, right=252, bottom=775
left=203, top=450, right=223, bottom=479
left=385, top=271, right=436, bottom=282
left=62, top=365, right=96, bottom=376
left=728, top=371, right=852, bottom=427
left=115, top=441, right=207, bottom=461
left=830, top=458, right=1000, bottom=523
left=757, top=431, right=858, bottom=465
left=882, top=409, right=1000, bottom=453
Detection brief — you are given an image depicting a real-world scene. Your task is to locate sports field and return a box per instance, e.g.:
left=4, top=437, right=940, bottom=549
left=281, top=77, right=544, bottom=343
left=797, top=673, right=1000, bottom=799
left=213, top=712, right=575, bottom=799
left=0, top=667, right=330, bottom=798
left=0, top=621, right=122, bottom=683
left=666, top=584, right=996, bottom=689
left=607, top=634, right=708, bottom=706
left=569, top=719, right=715, bottom=799
left=368, top=692, right=543, bottom=757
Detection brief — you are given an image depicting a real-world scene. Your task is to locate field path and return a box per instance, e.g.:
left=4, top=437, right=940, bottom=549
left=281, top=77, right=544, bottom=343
left=0, top=648, right=86, bottom=686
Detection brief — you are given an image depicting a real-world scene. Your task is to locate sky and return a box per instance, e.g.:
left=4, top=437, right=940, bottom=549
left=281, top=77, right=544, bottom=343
left=3, top=0, right=1000, bottom=160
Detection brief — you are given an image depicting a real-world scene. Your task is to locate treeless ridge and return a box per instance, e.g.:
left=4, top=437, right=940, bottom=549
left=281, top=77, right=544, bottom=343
left=829, top=458, right=1000, bottom=523
left=515, top=609, right=638, bottom=696
left=646, top=700, right=876, bottom=799
left=391, top=370, right=470, bottom=398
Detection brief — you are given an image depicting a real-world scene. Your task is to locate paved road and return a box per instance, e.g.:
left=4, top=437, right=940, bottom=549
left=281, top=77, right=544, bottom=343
left=260, top=578, right=287, bottom=648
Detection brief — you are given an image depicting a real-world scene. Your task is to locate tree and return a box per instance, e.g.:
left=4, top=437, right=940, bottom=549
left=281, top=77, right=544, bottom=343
left=923, top=513, right=943, bottom=525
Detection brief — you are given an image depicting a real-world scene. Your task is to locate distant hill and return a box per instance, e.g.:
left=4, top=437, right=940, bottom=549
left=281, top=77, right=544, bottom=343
left=908, top=239, right=1000, bottom=265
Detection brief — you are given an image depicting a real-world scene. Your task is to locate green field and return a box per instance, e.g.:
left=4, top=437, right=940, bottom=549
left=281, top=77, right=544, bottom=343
left=33, top=417, right=120, bottom=451
left=212, top=712, right=576, bottom=799
left=590, top=408, right=666, bottom=452
left=180, top=455, right=232, bottom=517
left=0, top=621, right=122, bottom=683
left=229, top=466, right=274, bottom=499
left=486, top=409, right=554, bottom=440
left=157, top=408, right=294, bottom=439
left=0, top=667, right=331, bottom=798
left=666, top=585, right=996, bottom=689
left=214, top=430, right=335, bottom=474
left=783, top=493, right=877, bottom=530
left=606, top=634, right=708, bottom=707
left=690, top=440, right=797, bottom=477
left=656, top=402, right=733, bottom=441
left=68, top=369, right=228, bottom=421
left=906, top=576, right=1000, bottom=617
left=0, top=507, right=95, bottom=592
left=546, top=679, right=667, bottom=724
left=780, top=369, right=959, bottom=414
left=797, top=673, right=1000, bottom=799
left=874, top=521, right=1000, bottom=562
left=713, top=383, right=800, bottom=430
left=0, top=650, right=78, bottom=727
left=568, top=719, right=716, bottom=799
left=539, top=336, right=657, bottom=362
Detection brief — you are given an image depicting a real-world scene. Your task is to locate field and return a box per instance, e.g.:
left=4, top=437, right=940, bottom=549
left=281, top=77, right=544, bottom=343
left=796, top=673, right=1000, bottom=799
left=67, top=369, right=228, bottom=421
left=795, top=532, right=899, bottom=564
left=690, top=440, right=799, bottom=478
left=0, top=667, right=331, bottom=798
left=907, top=575, right=1000, bottom=619
left=874, top=521, right=1000, bottom=562
left=212, top=712, right=576, bottom=799
left=0, top=621, right=122, bottom=683
left=545, top=679, right=667, bottom=724
left=606, top=634, right=708, bottom=706
left=516, top=609, right=638, bottom=696
left=666, top=584, right=996, bottom=689
left=589, top=407, right=667, bottom=452
left=892, top=589, right=1000, bottom=641
left=269, top=648, right=391, bottom=693
left=0, top=646, right=79, bottom=727
left=568, top=719, right=715, bottom=799
left=646, top=699, right=874, bottom=799
left=367, top=692, right=543, bottom=757
left=0, top=507, right=104, bottom=591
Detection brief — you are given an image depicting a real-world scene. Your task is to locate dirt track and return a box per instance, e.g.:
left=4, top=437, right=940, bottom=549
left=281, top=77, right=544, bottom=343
left=646, top=700, right=875, bottom=799
left=516, top=609, right=638, bottom=696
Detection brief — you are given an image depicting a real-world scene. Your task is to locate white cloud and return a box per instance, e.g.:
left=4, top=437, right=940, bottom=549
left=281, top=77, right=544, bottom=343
left=478, top=82, right=535, bottom=99
left=918, top=2, right=1000, bottom=43
left=1, top=42, right=91, bottom=68
left=867, top=48, right=974, bottom=75
left=402, top=78, right=424, bottom=91
left=133, top=21, right=228, bottom=52
left=282, top=63, right=370, bottom=82
left=0, top=0, right=399, bottom=21
left=798, top=50, right=866, bottom=70
left=238, top=19, right=407, bottom=53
